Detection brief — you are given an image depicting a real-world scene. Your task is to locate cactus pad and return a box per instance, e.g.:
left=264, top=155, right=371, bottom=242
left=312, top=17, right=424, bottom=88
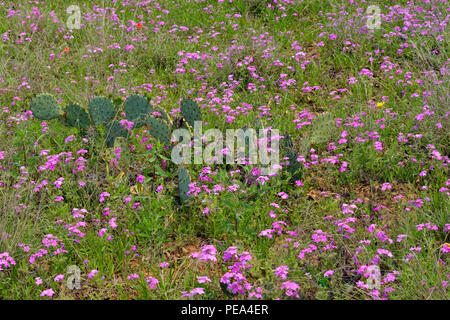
left=124, top=94, right=151, bottom=127
left=104, top=120, right=129, bottom=147
left=283, top=133, right=294, bottom=150
left=178, top=166, right=191, bottom=203
left=180, top=98, right=202, bottom=127
left=64, top=103, right=91, bottom=130
left=88, top=96, right=115, bottom=126
left=146, top=116, right=171, bottom=147
left=286, top=148, right=302, bottom=181
left=30, top=94, right=60, bottom=120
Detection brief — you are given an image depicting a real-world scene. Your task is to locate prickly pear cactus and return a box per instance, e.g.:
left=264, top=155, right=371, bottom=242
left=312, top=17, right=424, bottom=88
left=178, top=166, right=191, bottom=203
left=283, top=133, right=294, bottom=150
left=180, top=98, right=202, bottom=127
left=286, top=148, right=301, bottom=181
left=124, top=94, right=151, bottom=127
left=64, top=103, right=91, bottom=130
left=309, top=113, right=337, bottom=146
left=104, top=120, right=129, bottom=148
left=88, top=96, right=115, bottom=126
left=30, top=93, right=60, bottom=120
left=146, top=116, right=172, bottom=147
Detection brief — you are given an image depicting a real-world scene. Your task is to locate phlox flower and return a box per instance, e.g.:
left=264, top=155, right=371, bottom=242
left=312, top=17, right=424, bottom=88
left=324, top=270, right=334, bottom=277
left=249, top=286, right=263, bottom=299
left=274, top=266, right=289, bottom=279
left=181, top=287, right=205, bottom=298
left=348, top=77, right=358, bottom=84
left=374, top=141, right=383, bottom=151
left=54, top=274, right=64, bottom=281
left=54, top=177, right=64, bottom=189
left=64, top=135, right=75, bottom=143
left=40, top=289, right=55, bottom=297
left=280, top=281, right=300, bottom=298
left=441, top=244, right=450, bottom=254
left=0, top=252, right=16, bottom=272
left=339, top=161, right=348, bottom=172
left=99, top=192, right=110, bottom=203
left=381, top=183, right=392, bottom=191
left=127, top=274, right=139, bottom=280
left=18, top=244, right=30, bottom=253
left=416, top=223, right=438, bottom=231
left=295, top=180, right=304, bottom=187
left=136, top=174, right=144, bottom=183
left=98, top=228, right=107, bottom=237
left=197, top=276, right=211, bottom=284
left=223, top=246, right=238, bottom=262
left=109, top=217, right=117, bottom=229
left=259, top=229, right=273, bottom=238
left=377, top=249, right=393, bottom=258
left=190, top=245, right=217, bottom=262
left=278, top=192, right=288, bottom=199
left=146, top=276, right=159, bottom=289
left=88, top=270, right=99, bottom=279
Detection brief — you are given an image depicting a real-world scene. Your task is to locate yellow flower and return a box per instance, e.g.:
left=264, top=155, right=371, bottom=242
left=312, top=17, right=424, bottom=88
left=376, top=101, right=385, bottom=108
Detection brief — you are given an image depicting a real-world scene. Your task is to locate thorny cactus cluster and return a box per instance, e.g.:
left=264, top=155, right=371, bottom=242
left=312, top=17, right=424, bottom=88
left=30, top=94, right=204, bottom=204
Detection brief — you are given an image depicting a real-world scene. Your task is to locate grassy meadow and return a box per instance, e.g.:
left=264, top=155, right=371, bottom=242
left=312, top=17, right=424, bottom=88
left=0, top=0, right=448, bottom=300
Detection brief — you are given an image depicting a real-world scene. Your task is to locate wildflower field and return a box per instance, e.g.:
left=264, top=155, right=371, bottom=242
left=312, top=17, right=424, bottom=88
left=0, top=0, right=449, bottom=300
